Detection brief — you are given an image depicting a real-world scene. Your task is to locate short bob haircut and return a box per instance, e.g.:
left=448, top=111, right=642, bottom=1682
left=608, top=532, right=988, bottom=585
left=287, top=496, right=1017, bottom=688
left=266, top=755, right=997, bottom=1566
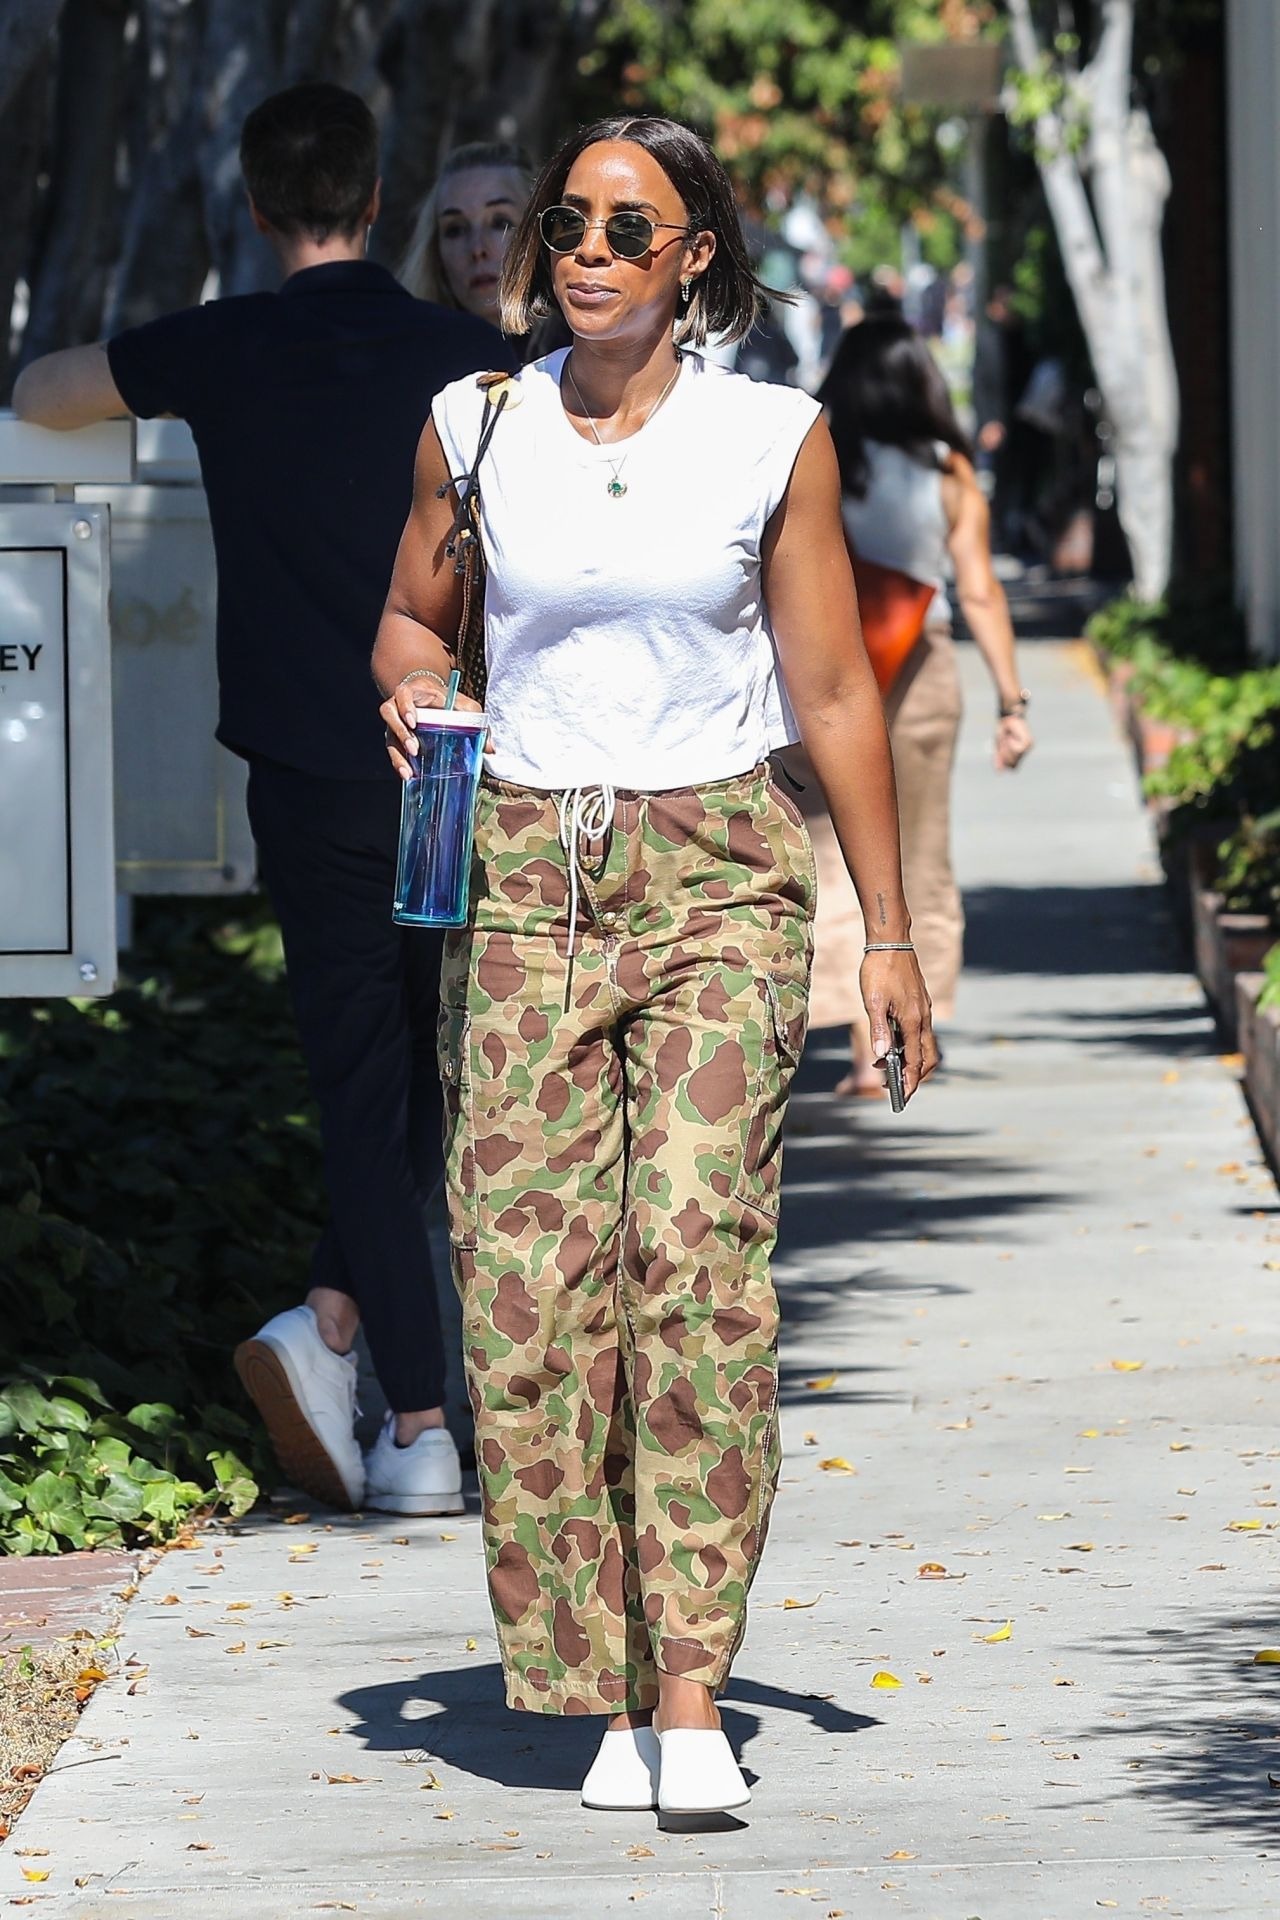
left=240, top=83, right=378, bottom=243
left=499, top=115, right=769, bottom=347
left=819, top=315, right=973, bottom=500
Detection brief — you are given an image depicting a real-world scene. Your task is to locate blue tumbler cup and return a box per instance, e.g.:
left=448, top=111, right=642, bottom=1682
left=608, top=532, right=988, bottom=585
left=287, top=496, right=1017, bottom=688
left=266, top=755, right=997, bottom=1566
left=392, top=710, right=488, bottom=927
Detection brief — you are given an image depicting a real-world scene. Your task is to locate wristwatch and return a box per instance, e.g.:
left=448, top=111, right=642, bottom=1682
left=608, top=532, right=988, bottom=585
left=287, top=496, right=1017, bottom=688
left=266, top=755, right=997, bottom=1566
left=998, top=690, right=1031, bottom=719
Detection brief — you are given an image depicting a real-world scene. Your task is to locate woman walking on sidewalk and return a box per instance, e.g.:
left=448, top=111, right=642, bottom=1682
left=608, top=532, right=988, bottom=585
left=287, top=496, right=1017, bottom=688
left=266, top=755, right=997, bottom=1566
left=798, top=316, right=1034, bottom=1093
left=373, top=116, right=935, bottom=1818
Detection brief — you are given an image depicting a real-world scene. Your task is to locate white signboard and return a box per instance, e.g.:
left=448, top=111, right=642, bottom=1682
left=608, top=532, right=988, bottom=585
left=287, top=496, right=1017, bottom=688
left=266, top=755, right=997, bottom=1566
left=0, top=505, right=115, bottom=996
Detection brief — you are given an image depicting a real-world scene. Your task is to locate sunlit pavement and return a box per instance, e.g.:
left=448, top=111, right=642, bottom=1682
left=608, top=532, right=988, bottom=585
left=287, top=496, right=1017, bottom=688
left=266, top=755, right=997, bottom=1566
left=4, top=638, right=1278, bottom=1917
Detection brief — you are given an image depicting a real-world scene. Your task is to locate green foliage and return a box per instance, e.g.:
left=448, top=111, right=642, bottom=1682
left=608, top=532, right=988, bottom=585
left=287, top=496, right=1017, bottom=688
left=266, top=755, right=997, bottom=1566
left=578, top=0, right=999, bottom=275
left=0, top=898, right=321, bottom=1553
left=1090, top=587, right=1280, bottom=909
left=1257, top=942, right=1280, bottom=1014
left=1216, top=812, right=1280, bottom=920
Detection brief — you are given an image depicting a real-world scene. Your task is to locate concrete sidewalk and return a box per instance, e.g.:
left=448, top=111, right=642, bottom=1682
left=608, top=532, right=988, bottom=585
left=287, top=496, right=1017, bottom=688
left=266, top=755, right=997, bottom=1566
left=5, top=640, right=1279, bottom=1918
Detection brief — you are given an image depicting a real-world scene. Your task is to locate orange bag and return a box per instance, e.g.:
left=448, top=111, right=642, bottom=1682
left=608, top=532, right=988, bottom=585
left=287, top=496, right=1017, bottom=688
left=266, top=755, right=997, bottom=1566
left=849, top=550, right=935, bottom=697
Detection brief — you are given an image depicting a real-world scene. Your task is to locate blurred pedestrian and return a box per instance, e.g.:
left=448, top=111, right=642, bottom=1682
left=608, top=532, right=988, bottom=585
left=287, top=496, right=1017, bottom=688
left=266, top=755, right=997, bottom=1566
left=15, top=83, right=515, bottom=1515
left=400, top=141, right=530, bottom=324
left=401, top=141, right=570, bottom=356
left=795, top=315, right=1033, bottom=1094
left=373, top=115, right=935, bottom=1816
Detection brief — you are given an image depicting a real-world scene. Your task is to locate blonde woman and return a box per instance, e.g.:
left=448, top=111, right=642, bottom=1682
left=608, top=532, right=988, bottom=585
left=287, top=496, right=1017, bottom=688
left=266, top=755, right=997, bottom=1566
left=400, top=142, right=531, bottom=322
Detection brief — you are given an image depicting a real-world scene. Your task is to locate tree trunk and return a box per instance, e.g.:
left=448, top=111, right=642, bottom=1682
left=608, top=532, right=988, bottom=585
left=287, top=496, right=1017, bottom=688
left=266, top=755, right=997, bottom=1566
left=1006, top=0, right=1178, bottom=599
left=194, top=0, right=286, bottom=297
left=18, top=0, right=132, bottom=366
left=0, top=0, right=66, bottom=121
left=369, top=0, right=458, bottom=269
left=0, top=51, right=51, bottom=400
left=106, top=0, right=212, bottom=332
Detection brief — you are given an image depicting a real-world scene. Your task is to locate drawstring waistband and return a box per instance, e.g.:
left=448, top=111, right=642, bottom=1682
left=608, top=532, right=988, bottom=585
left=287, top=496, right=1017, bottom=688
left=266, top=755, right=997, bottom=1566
left=557, top=784, right=616, bottom=963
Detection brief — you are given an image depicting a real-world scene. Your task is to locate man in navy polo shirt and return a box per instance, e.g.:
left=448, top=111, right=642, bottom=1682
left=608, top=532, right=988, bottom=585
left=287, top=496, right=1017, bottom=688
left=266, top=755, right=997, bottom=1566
left=15, top=84, right=513, bottom=1516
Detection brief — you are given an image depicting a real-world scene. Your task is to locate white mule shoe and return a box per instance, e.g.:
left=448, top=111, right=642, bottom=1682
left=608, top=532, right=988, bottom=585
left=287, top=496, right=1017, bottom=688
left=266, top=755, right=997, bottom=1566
left=581, top=1726, right=661, bottom=1810
left=657, top=1728, right=751, bottom=1814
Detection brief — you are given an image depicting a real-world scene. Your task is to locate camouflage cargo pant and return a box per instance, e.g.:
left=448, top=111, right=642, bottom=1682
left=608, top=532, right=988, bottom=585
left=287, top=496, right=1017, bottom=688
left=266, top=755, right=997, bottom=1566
left=438, top=766, right=814, bottom=1714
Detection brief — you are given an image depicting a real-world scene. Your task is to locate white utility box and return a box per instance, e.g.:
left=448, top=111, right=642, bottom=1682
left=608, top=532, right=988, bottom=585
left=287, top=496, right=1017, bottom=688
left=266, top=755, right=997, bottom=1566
left=83, top=417, right=255, bottom=895
left=0, top=412, right=256, bottom=999
left=0, top=500, right=115, bottom=996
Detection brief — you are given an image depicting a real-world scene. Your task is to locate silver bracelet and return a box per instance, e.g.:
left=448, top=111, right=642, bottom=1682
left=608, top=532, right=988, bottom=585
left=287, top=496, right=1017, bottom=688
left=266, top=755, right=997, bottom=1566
left=865, top=941, right=915, bottom=952
left=396, top=668, right=448, bottom=694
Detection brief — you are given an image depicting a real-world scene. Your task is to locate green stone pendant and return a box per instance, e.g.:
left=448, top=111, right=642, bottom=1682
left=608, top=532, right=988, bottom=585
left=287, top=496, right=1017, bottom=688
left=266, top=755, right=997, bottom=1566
left=607, top=478, right=628, bottom=498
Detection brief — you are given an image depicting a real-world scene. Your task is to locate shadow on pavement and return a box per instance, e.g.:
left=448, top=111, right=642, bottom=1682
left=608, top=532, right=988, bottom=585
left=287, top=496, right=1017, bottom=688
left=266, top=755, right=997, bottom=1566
left=336, top=1660, right=876, bottom=1796
left=963, top=882, right=1179, bottom=976
left=1065, top=1611, right=1280, bottom=1843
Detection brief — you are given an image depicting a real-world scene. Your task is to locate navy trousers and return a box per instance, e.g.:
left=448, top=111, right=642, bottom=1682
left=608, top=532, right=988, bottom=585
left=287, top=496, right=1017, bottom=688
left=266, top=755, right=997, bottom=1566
left=246, top=757, right=446, bottom=1413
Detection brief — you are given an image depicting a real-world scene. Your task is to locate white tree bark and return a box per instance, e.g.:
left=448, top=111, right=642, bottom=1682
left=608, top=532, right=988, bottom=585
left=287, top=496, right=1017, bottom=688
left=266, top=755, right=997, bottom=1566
left=1006, top=0, right=1179, bottom=601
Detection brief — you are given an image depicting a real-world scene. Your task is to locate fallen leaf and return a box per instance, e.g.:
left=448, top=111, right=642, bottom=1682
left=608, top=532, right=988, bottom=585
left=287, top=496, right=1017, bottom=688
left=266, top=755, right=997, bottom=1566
left=783, top=1595, right=822, bottom=1610
left=803, top=1431, right=819, bottom=1445
left=288, top=1541, right=318, bottom=1554
left=1253, top=1650, right=1280, bottom=1664
left=185, top=1842, right=213, bottom=1852
left=805, top=1373, right=837, bottom=1391
left=434, top=1809, right=456, bottom=1820
left=1109, top=1360, right=1144, bottom=1372
left=438, top=1533, right=457, bottom=1542
left=158, top=1594, right=182, bottom=1606
left=884, top=1850, right=916, bottom=1861
left=1064, top=1542, right=1096, bottom=1553
left=626, top=1845, right=655, bottom=1860
left=419, top=1773, right=442, bottom=1791
left=1169, top=1442, right=1192, bottom=1452
left=282, top=1513, right=311, bottom=1525
left=184, top=1626, right=213, bottom=1639
left=917, top=1562, right=948, bottom=1578
left=256, top=1640, right=288, bottom=1650
left=20, top=1873, right=50, bottom=1885
left=940, top=1417, right=974, bottom=1430
left=818, top=1457, right=856, bottom=1474
left=225, top=1641, right=246, bottom=1654
left=983, top=1620, right=1013, bottom=1643
left=392, top=1536, right=409, bottom=1546
left=870, top=1671, right=902, bottom=1689
left=324, top=1773, right=369, bottom=1785
left=1037, top=1512, right=1069, bottom=1522
left=225, top=1601, right=253, bottom=1612
left=1228, top=1519, right=1264, bottom=1532
left=1161, top=1069, right=1180, bottom=1084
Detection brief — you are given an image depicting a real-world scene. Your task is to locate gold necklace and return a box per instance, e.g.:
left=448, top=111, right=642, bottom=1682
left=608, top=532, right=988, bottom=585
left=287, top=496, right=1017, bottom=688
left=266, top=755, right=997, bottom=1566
left=565, top=354, right=683, bottom=498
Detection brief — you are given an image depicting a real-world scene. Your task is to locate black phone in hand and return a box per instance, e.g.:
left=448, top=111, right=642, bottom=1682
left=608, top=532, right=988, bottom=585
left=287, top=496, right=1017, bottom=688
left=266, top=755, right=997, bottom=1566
left=885, top=1019, right=907, bottom=1114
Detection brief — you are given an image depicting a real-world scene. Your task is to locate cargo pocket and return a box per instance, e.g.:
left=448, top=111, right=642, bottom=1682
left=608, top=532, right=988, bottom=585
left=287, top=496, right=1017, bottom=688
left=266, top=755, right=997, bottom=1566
left=439, top=1004, right=478, bottom=1253
left=734, top=973, right=809, bottom=1221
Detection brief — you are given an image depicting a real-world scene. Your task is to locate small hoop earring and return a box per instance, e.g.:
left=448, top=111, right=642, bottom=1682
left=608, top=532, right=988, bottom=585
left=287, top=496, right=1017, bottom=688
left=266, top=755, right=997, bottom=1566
left=681, top=280, right=691, bottom=305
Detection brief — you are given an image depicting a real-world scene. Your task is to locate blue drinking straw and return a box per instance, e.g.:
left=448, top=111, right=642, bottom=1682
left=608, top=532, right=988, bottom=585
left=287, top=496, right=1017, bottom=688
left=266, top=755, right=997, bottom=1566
left=444, top=669, right=462, bottom=711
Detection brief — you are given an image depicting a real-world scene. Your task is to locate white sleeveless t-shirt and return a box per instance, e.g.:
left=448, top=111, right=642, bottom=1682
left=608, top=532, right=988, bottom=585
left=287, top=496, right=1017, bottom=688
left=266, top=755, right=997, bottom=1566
left=431, top=348, right=821, bottom=791
left=841, top=439, right=952, bottom=625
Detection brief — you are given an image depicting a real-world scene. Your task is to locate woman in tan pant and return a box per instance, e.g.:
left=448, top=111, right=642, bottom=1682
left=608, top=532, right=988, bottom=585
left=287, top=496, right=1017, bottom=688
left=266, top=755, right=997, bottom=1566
left=796, top=316, right=1033, bottom=1091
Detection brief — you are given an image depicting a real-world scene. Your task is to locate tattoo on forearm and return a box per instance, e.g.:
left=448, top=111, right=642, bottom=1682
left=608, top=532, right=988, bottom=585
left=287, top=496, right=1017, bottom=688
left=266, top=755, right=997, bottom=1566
left=876, top=891, right=888, bottom=928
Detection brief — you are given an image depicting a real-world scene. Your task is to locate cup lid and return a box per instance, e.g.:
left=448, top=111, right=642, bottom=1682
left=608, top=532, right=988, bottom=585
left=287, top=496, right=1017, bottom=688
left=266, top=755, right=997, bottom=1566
left=411, top=709, right=487, bottom=731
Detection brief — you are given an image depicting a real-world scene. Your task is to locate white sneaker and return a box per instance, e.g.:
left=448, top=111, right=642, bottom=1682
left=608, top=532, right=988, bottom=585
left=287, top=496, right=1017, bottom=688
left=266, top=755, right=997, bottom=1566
left=363, top=1414, right=465, bottom=1516
left=234, top=1306, right=364, bottom=1511
left=581, top=1726, right=661, bottom=1810
left=657, top=1728, right=751, bottom=1814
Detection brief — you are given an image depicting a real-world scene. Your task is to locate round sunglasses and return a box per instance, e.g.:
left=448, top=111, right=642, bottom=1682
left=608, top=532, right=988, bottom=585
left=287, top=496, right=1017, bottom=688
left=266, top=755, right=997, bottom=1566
left=539, top=204, right=689, bottom=260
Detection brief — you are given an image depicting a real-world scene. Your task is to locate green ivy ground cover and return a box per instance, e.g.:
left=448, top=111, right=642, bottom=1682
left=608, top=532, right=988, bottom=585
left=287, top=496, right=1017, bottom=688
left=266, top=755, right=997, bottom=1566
left=0, top=899, right=321, bottom=1555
